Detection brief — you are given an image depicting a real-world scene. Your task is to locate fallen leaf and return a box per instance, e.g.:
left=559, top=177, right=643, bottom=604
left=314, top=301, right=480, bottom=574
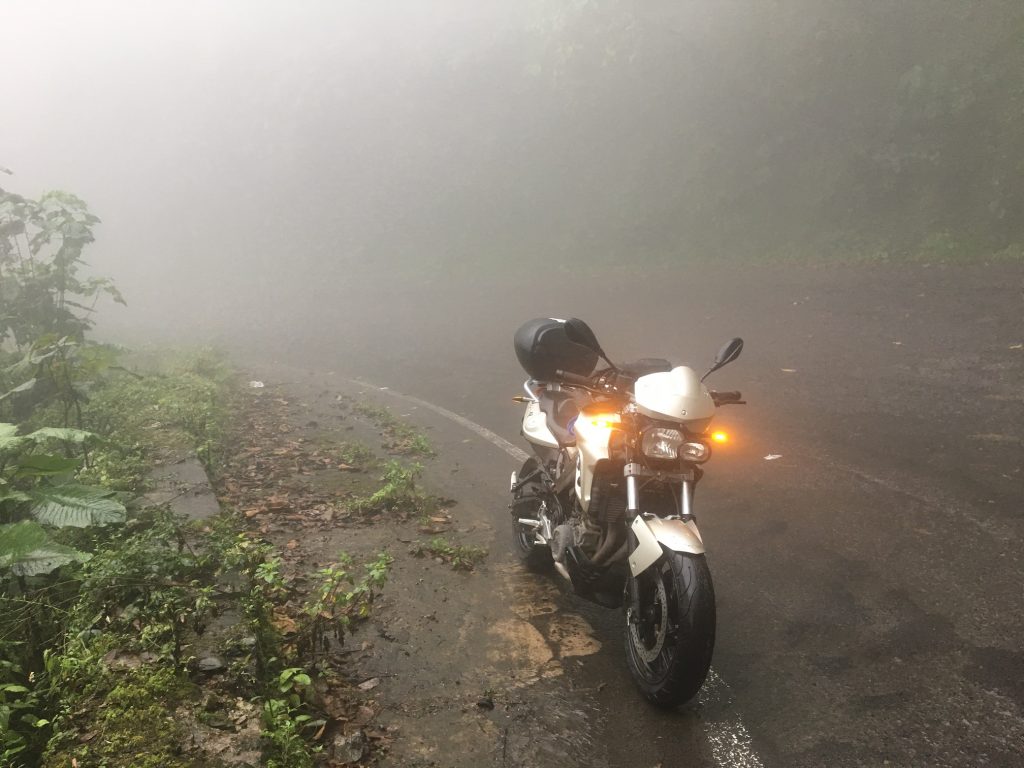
left=272, top=611, right=298, bottom=634
left=286, top=539, right=299, bottom=550
left=358, top=678, right=380, bottom=691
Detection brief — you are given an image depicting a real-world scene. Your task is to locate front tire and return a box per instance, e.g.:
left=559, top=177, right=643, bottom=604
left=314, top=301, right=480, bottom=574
left=624, top=551, right=715, bottom=707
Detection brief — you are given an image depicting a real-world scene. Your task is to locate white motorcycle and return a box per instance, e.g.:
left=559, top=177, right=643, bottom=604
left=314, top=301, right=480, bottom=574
left=510, top=318, right=745, bottom=706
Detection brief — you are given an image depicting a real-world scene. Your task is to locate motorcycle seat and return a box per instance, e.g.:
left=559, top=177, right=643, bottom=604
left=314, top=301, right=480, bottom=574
left=538, top=390, right=580, bottom=447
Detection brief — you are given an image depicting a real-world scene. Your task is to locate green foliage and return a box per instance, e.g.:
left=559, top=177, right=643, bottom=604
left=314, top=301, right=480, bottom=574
left=0, top=187, right=122, bottom=350
left=1, top=671, right=49, bottom=767
left=0, top=423, right=126, bottom=581
left=299, top=552, right=392, bottom=659
left=221, top=533, right=288, bottom=677
left=353, top=401, right=434, bottom=457
left=413, top=537, right=488, bottom=572
left=352, top=460, right=438, bottom=517
left=261, top=697, right=318, bottom=768
left=66, top=507, right=215, bottom=661
left=334, top=440, right=378, bottom=469
left=63, top=348, right=235, bottom=491
left=0, top=346, right=237, bottom=766
left=1, top=338, right=89, bottom=428
left=1, top=506, right=214, bottom=768
left=42, top=661, right=195, bottom=768
left=0, top=520, right=89, bottom=577
left=26, top=485, right=125, bottom=529
left=260, top=552, right=389, bottom=767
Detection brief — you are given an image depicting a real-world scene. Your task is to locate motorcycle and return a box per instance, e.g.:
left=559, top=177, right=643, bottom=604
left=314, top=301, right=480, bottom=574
left=509, top=317, right=745, bottom=706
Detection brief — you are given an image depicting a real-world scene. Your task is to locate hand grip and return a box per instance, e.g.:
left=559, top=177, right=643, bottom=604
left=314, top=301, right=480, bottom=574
left=711, top=390, right=745, bottom=405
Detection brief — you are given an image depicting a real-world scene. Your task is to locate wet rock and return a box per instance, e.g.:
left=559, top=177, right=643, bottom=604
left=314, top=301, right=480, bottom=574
left=197, top=656, right=225, bottom=673
left=332, top=730, right=368, bottom=763
left=204, top=693, right=228, bottom=712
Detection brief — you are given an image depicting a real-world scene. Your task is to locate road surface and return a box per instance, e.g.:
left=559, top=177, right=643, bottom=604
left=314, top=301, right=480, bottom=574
left=248, top=262, right=1022, bottom=767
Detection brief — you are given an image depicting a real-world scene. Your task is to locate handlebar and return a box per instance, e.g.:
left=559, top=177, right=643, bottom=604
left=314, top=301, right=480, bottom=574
left=554, top=372, right=745, bottom=407
left=711, top=390, right=745, bottom=406
left=555, top=369, right=595, bottom=386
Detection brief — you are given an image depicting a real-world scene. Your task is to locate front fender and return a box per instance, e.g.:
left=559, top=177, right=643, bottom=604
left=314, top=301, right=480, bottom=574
left=628, top=515, right=705, bottom=576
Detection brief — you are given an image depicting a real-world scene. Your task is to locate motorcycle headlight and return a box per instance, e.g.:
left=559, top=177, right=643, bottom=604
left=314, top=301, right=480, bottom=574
left=641, top=427, right=685, bottom=460
left=679, top=441, right=711, bottom=463
left=641, top=428, right=711, bottom=463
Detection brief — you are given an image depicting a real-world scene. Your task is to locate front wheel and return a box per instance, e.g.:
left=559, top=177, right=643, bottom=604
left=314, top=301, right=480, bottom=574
left=624, top=551, right=715, bottom=707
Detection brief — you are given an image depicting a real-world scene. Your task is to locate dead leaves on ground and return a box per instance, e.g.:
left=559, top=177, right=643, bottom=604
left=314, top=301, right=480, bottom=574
left=215, top=395, right=367, bottom=533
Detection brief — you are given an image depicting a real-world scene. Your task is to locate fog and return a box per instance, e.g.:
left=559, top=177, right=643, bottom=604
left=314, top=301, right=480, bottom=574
left=3, top=1, right=1022, bottom=360
left=4, top=8, right=1023, bottom=762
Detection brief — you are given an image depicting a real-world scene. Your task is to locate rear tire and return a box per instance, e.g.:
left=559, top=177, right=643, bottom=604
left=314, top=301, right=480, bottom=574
left=624, top=551, right=715, bottom=707
left=511, top=458, right=552, bottom=570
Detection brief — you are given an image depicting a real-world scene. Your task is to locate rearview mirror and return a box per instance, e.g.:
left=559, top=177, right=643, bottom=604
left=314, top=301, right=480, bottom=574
left=564, top=317, right=618, bottom=371
left=701, top=337, right=743, bottom=381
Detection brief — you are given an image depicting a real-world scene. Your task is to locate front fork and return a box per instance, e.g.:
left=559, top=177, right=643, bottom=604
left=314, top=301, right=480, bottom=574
left=624, top=464, right=695, bottom=519
left=625, top=464, right=704, bottom=577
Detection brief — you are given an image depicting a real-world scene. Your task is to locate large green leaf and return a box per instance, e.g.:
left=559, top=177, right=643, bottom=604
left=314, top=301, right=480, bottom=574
left=28, top=484, right=126, bottom=528
left=26, top=427, right=97, bottom=444
left=0, top=485, right=32, bottom=504
left=0, top=424, right=28, bottom=455
left=17, top=453, right=81, bottom=477
left=0, top=378, right=36, bottom=402
left=0, top=520, right=90, bottom=576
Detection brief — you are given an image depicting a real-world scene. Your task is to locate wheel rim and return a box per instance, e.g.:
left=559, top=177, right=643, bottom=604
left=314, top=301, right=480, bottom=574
left=626, top=562, right=678, bottom=674
left=512, top=464, right=544, bottom=553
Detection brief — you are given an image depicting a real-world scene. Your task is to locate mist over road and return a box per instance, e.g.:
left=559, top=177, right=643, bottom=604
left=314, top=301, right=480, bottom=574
left=4, top=2, right=1023, bottom=764
left=252, top=261, right=1023, bottom=767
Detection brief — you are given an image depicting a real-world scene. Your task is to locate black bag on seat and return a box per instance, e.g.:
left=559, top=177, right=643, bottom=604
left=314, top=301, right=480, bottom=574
left=513, top=318, right=598, bottom=382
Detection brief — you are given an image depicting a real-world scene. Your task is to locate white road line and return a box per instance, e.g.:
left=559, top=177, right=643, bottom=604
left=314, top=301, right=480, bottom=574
left=347, top=376, right=764, bottom=768
left=344, top=378, right=530, bottom=463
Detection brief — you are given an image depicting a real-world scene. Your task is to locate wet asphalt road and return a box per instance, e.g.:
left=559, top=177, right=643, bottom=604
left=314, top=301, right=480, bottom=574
left=253, top=262, right=1023, bottom=767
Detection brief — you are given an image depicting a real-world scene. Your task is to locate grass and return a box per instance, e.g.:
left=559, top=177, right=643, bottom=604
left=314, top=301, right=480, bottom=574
left=4, top=351, right=409, bottom=767
left=351, top=401, right=434, bottom=457
left=412, top=536, right=488, bottom=572
left=351, top=461, right=440, bottom=517
left=42, top=662, right=196, bottom=768
left=334, top=440, right=378, bottom=470
left=24, top=347, right=235, bottom=493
